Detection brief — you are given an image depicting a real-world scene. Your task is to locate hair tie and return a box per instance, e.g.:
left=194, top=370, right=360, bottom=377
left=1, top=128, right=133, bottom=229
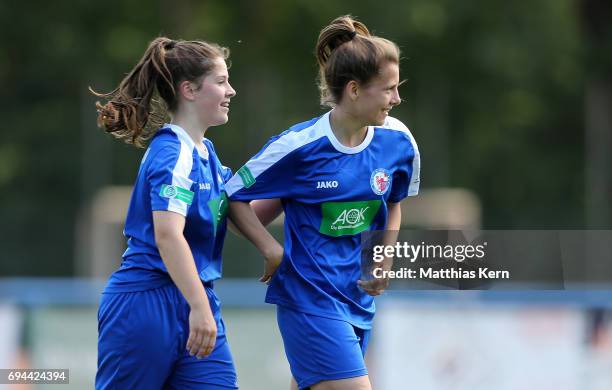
left=348, top=30, right=357, bottom=39
left=165, top=40, right=176, bottom=50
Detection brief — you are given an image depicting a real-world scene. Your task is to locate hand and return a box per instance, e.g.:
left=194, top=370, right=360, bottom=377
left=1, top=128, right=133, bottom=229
left=260, top=244, right=283, bottom=284
left=357, top=276, right=390, bottom=296
left=186, top=303, right=217, bottom=359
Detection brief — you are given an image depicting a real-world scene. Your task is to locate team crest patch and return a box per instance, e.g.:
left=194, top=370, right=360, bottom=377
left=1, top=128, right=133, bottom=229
left=237, top=165, right=255, bottom=188
left=160, top=184, right=194, bottom=205
left=370, top=168, right=391, bottom=195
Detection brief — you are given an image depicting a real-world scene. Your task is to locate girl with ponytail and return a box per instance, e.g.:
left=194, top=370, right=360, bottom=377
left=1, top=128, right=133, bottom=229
left=227, top=15, right=420, bottom=390
left=93, top=37, right=252, bottom=389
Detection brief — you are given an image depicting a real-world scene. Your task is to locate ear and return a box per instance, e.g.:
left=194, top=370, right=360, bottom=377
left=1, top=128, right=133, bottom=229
left=344, top=80, right=360, bottom=101
left=178, top=80, right=197, bottom=102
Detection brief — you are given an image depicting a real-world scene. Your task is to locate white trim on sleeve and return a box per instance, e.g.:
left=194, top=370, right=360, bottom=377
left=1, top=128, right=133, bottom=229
left=226, top=119, right=327, bottom=196
left=167, top=137, right=195, bottom=215
left=382, top=116, right=420, bottom=196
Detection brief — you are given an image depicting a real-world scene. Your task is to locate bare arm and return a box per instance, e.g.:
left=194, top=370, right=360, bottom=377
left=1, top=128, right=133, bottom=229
left=358, top=201, right=401, bottom=296
left=227, top=198, right=283, bottom=235
left=153, top=210, right=217, bottom=358
left=251, top=198, right=283, bottom=226
left=228, top=201, right=284, bottom=283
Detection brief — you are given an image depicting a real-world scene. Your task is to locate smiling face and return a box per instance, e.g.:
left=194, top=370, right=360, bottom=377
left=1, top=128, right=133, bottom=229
left=192, top=57, right=236, bottom=127
left=351, top=61, right=401, bottom=126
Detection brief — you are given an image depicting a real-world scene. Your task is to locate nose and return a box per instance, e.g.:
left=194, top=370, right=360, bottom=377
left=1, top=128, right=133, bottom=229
left=227, top=82, right=236, bottom=98
left=390, top=89, right=401, bottom=106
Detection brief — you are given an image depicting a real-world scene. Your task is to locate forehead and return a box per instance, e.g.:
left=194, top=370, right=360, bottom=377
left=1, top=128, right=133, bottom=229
left=208, top=57, right=229, bottom=76
left=370, top=62, right=399, bottom=84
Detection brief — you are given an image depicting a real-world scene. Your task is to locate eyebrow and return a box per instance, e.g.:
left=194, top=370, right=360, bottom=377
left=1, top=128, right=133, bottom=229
left=385, top=79, right=405, bottom=89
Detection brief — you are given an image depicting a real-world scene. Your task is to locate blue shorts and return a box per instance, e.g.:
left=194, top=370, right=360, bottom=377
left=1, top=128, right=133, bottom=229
left=276, top=305, right=370, bottom=390
left=96, top=283, right=238, bottom=389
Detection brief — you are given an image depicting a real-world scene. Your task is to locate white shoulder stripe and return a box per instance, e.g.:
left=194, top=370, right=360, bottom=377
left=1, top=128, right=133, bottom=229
left=382, top=116, right=409, bottom=132
left=226, top=120, right=326, bottom=196
left=382, top=116, right=420, bottom=196
left=406, top=129, right=420, bottom=196
left=168, top=139, right=194, bottom=215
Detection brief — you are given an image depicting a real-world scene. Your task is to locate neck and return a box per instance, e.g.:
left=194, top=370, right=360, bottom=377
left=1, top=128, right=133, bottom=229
left=329, top=107, right=368, bottom=147
left=171, top=109, right=207, bottom=146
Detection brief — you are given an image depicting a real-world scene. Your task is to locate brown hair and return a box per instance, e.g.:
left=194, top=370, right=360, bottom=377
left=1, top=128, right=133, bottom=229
left=90, top=37, right=229, bottom=147
left=316, top=15, right=400, bottom=107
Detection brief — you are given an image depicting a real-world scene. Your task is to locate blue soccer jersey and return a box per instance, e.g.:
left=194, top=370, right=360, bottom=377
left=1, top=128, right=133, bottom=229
left=104, top=124, right=232, bottom=293
left=227, top=111, right=420, bottom=328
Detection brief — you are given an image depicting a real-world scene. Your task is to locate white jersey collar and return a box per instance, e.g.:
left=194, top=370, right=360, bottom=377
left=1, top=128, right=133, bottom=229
left=163, top=123, right=209, bottom=159
left=321, top=111, right=374, bottom=154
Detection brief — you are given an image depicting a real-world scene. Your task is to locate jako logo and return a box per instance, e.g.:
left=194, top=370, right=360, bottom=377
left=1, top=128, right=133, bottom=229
left=317, top=180, right=339, bottom=189
left=332, top=207, right=369, bottom=227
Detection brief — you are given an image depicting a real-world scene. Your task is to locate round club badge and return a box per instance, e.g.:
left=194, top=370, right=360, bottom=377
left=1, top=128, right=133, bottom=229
left=162, top=185, right=177, bottom=198
left=370, top=168, right=391, bottom=195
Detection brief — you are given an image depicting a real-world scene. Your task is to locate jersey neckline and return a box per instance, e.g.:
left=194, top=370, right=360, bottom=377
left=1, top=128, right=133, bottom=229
left=163, top=123, right=209, bottom=160
left=321, top=111, right=374, bottom=154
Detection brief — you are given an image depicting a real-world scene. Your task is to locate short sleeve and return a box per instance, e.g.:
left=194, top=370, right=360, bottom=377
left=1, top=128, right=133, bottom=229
left=387, top=123, right=420, bottom=203
left=220, top=165, right=233, bottom=184
left=226, top=133, right=300, bottom=201
left=147, top=144, right=195, bottom=216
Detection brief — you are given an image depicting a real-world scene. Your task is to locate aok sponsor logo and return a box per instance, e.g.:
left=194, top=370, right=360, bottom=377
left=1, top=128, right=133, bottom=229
left=207, top=192, right=229, bottom=234
left=319, top=200, right=382, bottom=237
left=331, top=207, right=369, bottom=230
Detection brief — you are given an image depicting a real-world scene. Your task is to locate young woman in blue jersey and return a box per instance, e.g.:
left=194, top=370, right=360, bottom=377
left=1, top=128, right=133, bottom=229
left=91, top=37, right=255, bottom=389
left=228, top=15, right=420, bottom=390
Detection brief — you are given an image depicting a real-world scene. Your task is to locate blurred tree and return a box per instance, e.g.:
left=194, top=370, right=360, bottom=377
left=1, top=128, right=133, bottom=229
left=0, top=0, right=599, bottom=276
left=580, top=0, right=612, bottom=228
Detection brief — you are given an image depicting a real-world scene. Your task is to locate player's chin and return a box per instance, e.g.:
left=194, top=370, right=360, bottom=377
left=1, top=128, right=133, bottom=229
left=372, top=114, right=386, bottom=126
left=212, top=113, right=230, bottom=126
